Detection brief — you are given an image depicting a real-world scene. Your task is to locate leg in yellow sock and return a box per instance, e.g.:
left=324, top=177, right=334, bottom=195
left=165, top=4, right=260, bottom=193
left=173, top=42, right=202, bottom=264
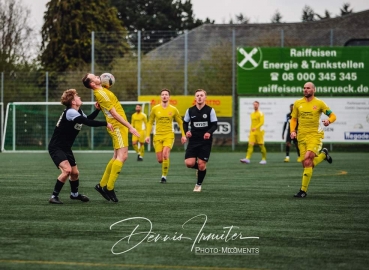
left=301, top=167, right=313, bottom=192
left=260, top=144, right=267, bottom=160
left=246, top=144, right=254, bottom=159
left=132, top=143, right=139, bottom=155
left=139, top=143, right=145, bottom=157
left=107, top=160, right=123, bottom=190
left=99, top=159, right=114, bottom=187
left=162, top=159, right=170, bottom=177
left=313, top=152, right=325, bottom=167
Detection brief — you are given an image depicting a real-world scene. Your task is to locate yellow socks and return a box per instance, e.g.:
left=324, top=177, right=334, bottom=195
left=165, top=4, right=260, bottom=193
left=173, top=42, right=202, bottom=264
left=162, top=159, right=170, bottom=177
left=246, top=145, right=254, bottom=159
left=301, top=167, right=313, bottom=192
left=139, top=144, right=145, bottom=157
left=313, top=152, right=326, bottom=167
left=99, top=159, right=114, bottom=187
left=133, top=144, right=139, bottom=154
left=107, top=160, right=123, bottom=190
left=260, top=145, right=267, bottom=160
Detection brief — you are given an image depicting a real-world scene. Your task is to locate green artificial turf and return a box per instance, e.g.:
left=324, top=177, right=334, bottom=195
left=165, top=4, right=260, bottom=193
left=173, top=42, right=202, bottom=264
left=0, top=151, right=368, bottom=270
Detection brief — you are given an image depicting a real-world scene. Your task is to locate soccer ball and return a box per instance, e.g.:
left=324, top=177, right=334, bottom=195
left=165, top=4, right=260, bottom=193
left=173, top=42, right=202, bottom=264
left=100, top=73, right=115, bottom=88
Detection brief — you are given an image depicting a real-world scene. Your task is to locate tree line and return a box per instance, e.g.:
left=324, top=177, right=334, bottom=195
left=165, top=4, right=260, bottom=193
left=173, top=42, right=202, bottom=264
left=0, top=0, right=356, bottom=73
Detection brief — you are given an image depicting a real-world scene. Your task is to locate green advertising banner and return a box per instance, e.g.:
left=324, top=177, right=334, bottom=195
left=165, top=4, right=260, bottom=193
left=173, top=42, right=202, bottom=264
left=237, top=47, right=369, bottom=96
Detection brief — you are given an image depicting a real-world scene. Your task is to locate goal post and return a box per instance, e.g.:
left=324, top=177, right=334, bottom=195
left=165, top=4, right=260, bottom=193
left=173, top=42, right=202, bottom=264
left=2, top=101, right=151, bottom=152
left=0, top=102, right=3, bottom=152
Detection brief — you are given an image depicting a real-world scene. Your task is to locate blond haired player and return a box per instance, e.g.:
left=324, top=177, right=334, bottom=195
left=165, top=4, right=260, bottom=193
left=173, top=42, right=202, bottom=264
left=291, top=82, right=336, bottom=198
left=131, top=104, right=147, bottom=161
left=240, top=101, right=267, bottom=164
left=145, top=89, right=187, bottom=183
left=82, top=73, right=140, bottom=202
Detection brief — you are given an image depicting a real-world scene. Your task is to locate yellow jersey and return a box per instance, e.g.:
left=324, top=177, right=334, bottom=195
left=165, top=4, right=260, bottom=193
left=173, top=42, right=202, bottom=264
left=131, top=112, right=147, bottom=132
left=146, top=104, right=185, bottom=136
left=93, top=87, right=128, bottom=126
left=291, top=97, right=331, bottom=137
left=250, top=110, right=265, bottom=132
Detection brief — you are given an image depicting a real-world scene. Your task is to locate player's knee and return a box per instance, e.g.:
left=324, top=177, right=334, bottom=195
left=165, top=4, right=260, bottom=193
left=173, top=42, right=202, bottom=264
left=61, top=168, right=71, bottom=178
left=198, top=163, right=206, bottom=171
left=70, top=171, right=79, bottom=179
left=185, top=160, right=195, bottom=168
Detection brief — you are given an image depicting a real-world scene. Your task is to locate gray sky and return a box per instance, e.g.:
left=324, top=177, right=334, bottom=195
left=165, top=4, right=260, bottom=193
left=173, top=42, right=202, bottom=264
left=25, top=0, right=369, bottom=32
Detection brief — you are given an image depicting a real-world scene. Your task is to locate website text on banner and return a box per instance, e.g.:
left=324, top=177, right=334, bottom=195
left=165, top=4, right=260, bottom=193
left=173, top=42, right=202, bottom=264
left=238, top=98, right=369, bottom=143
left=237, top=47, right=369, bottom=96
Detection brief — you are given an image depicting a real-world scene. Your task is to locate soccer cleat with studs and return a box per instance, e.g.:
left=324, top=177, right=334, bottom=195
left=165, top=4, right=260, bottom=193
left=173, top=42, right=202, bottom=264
left=284, top=157, right=290, bottom=162
left=240, top=158, right=250, bottom=164
left=294, top=189, right=307, bottom=198
left=160, top=177, right=167, bottom=184
left=321, top=148, right=333, bottom=164
left=94, top=184, right=110, bottom=201
left=49, top=196, right=63, bottom=204
left=259, top=160, right=267, bottom=165
left=193, top=184, right=202, bottom=192
left=70, top=194, right=89, bottom=202
left=103, top=186, right=119, bottom=203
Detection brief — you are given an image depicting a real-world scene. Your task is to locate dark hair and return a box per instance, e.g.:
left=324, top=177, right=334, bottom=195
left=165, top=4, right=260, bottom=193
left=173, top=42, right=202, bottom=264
left=82, top=74, right=91, bottom=89
left=254, top=101, right=259, bottom=104
left=161, top=88, right=170, bottom=95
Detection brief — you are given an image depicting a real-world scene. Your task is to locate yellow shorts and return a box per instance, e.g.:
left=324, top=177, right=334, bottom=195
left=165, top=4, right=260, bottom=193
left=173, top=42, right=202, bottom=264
left=108, top=126, right=128, bottom=149
left=132, top=130, right=146, bottom=143
left=249, top=130, right=265, bottom=144
left=153, top=133, right=174, bottom=153
left=298, top=133, right=323, bottom=158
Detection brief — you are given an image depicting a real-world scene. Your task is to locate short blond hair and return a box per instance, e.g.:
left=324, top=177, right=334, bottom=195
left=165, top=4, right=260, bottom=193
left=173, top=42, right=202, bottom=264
left=61, top=89, right=77, bottom=107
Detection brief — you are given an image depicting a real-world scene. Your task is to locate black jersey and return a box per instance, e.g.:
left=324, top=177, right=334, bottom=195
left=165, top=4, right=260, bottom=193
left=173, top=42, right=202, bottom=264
left=283, top=112, right=299, bottom=136
left=183, top=104, right=218, bottom=143
left=48, top=108, right=87, bottom=150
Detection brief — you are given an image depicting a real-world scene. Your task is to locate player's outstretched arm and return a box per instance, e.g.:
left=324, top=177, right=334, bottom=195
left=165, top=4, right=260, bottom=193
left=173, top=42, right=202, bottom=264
left=109, top=107, right=140, bottom=137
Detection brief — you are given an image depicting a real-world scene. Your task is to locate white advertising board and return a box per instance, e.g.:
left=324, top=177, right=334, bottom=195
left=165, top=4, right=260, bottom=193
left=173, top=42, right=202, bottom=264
left=239, top=97, right=369, bottom=143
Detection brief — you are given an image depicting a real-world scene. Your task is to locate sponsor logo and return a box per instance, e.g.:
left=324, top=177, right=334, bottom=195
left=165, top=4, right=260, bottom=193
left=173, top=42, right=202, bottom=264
left=344, top=132, right=369, bottom=140
left=194, top=122, right=209, bottom=128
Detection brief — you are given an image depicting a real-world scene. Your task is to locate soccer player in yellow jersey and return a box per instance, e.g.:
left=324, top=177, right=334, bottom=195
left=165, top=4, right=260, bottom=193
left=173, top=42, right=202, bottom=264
left=82, top=73, right=140, bottom=203
left=131, top=104, right=147, bottom=161
left=145, top=89, right=187, bottom=183
left=240, top=101, right=267, bottom=164
left=291, top=82, right=337, bottom=198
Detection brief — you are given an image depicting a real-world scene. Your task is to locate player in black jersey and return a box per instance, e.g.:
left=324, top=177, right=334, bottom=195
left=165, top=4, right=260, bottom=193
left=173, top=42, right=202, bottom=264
left=282, top=104, right=300, bottom=162
left=183, top=89, right=218, bottom=192
left=48, top=89, right=113, bottom=204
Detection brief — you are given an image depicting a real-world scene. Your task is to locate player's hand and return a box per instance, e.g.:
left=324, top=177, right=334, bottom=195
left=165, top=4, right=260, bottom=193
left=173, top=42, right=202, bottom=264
left=130, top=127, right=140, bottom=137
left=107, top=123, right=114, bottom=132
left=322, top=119, right=330, bottom=126
left=145, top=136, right=150, bottom=144
left=251, top=128, right=256, bottom=132
left=204, top=133, right=211, bottom=140
left=186, top=131, right=192, bottom=138
left=290, top=131, right=296, bottom=139
left=95, top=102, right=101, bottom=110
left=181, top=136, right=187, bottom=144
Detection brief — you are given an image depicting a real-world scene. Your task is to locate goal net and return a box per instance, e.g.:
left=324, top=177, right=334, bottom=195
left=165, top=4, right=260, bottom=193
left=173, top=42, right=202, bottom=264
left=1, top=101, right=151, bottom=152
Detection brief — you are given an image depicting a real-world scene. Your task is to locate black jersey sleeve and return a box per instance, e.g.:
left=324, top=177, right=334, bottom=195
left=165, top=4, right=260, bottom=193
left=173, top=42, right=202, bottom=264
left=87, top=109, right=101, bottom=120
left=73, top=116, right=107, bottom=127
left=207, top=121, right=218, bottom=134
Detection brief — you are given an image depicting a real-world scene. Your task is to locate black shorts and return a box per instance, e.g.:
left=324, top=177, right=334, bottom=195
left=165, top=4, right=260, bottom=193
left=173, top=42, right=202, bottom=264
left=185, top=141, right=212, bottom=162
left=49, top=147, right=76, bottom=168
